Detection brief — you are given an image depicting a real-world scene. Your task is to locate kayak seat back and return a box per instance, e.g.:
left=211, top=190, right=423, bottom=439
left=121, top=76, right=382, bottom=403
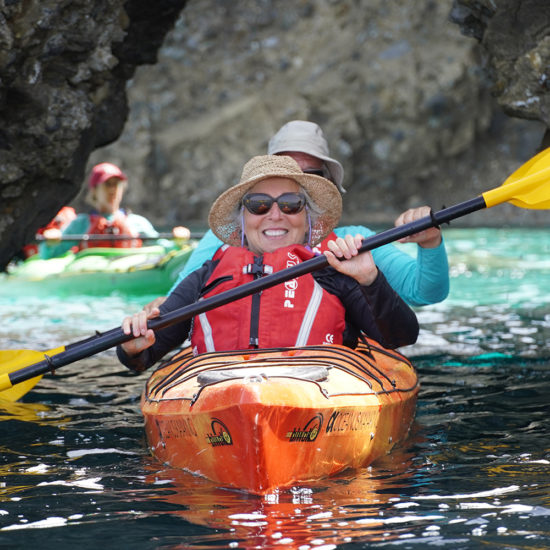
left=197, top=365, right=330, bottom=386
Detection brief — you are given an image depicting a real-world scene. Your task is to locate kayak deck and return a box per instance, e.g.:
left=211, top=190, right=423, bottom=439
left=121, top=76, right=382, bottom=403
left=141, top=341, right=419, bottom=495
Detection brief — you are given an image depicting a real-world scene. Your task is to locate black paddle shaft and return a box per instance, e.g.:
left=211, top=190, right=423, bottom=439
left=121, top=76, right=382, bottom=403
left=8, top=196, right=486, bottom=387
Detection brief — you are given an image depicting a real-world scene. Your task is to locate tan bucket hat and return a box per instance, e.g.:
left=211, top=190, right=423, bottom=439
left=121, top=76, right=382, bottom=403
left=208, top=155, right=342, bottom=247
left=267, top=120, right=346, bottom=193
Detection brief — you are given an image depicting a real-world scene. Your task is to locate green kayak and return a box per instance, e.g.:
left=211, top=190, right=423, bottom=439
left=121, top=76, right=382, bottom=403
left=0, top=242, right=197, bottom=296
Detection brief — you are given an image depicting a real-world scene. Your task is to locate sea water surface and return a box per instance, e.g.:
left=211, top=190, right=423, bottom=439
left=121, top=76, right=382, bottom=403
left=0, top=227, right=549, bottom=549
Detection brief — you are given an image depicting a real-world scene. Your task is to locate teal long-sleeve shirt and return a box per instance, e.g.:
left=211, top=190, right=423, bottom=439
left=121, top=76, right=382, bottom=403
left=38, top=211, right=160, bottom=260
left=170, top=226, right=449, bottom=307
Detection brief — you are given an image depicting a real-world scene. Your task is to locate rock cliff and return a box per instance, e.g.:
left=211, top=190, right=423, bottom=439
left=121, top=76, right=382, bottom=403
left=0, top=0, right=187, bottom=268
left=1, top=0, right=549, bottom=269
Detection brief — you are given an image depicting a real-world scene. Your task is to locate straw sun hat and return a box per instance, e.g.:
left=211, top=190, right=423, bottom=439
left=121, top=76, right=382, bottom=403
left=208, top=155, right=342, bottom=247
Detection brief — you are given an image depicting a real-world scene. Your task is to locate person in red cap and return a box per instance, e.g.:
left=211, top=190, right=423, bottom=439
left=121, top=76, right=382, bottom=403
left=39, top=162, right=189, bottom=259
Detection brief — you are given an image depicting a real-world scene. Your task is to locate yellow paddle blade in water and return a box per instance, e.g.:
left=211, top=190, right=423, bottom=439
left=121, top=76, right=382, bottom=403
left=0, top=347, right=65, bottom=402
left=483, top=147, right=550, bottom=209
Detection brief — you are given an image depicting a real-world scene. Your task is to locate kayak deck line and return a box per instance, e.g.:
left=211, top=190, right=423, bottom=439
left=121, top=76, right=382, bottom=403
left=145, top=344, right=418, bottom=403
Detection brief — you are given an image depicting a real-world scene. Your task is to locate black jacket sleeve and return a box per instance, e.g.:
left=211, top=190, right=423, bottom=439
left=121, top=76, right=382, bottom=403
left=312, top=267, right=419, bottom=349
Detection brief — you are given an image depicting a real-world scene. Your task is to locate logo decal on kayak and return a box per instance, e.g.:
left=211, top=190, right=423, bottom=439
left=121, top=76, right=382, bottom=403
left=206, top=418, right=233, bottom=446
left=155, top=417, right=198, bottom=439
left=286, top=413, right=323, bottom=442
left=325, top=409, right=375, bottom=433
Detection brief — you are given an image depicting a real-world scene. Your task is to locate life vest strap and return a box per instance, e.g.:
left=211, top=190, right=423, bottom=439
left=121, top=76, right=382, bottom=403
left=242, top=263, right=273, bottom=275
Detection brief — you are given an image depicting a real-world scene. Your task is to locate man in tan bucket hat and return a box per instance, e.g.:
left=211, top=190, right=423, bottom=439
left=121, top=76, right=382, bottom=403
left=164, top=120, right=449, bottom=308
left=267, top=120, right=346, bottom=193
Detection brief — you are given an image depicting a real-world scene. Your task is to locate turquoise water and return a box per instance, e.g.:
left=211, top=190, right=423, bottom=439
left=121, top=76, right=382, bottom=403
left=0, top=227, right=549, bottom=549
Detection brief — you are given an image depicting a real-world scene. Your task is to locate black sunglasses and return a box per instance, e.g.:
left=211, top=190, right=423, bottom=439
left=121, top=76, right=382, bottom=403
left=302, top=168, right=325, bottom=177
left=242, top=192, right=307, bottom=215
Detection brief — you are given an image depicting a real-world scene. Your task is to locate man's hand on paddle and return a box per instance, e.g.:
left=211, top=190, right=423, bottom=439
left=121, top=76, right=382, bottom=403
left=395, top=206, right=442, bottom=248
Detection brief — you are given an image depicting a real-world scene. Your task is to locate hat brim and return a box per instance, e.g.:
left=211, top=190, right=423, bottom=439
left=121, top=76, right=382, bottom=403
left=89, top=174, right=127, bottom=189
left=209, top=172, right=342, bottom=247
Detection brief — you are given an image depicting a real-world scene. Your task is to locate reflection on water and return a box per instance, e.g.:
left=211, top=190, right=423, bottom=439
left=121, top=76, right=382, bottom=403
left=140, top=443, right=423, bottom=548
left=0, top=228, right=549, bottom=548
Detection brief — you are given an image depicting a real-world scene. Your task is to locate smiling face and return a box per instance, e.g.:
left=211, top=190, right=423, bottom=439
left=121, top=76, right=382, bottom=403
left=243, top=177, right=309, bottom=255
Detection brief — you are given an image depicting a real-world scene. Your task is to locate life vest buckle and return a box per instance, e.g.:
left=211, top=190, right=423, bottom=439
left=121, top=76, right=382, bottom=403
left=242, top=263, right=273, bottom=275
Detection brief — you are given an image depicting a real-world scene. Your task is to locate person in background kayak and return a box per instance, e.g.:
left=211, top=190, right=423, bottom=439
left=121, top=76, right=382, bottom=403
left=39, top=162, right=190, bottom=259
left=118, top=154, right=419, bottom=373
left=145, top=120, right=449, bottom=312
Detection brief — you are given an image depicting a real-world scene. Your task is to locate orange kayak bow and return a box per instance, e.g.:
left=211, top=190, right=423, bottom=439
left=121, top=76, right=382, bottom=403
left=141, top=340, right=419, bottom=495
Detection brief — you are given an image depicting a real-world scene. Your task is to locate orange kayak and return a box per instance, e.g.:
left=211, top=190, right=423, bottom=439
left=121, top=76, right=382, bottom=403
left=141, top=340, right=419, bottom=495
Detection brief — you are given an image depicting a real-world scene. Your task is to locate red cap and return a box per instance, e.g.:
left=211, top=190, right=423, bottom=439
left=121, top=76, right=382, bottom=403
left=88, top=163, right=127, bottom=189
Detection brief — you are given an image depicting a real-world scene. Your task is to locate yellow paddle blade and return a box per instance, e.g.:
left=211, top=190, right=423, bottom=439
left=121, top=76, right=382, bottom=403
left=0, top=347, right=65, bottom=402
left=483, top=147, right=550, bottom=209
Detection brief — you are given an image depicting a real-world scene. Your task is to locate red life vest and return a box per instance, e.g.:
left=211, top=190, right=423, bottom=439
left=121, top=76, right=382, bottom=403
left=191, top=245, right=346, bottom=354
left=81, top=212, right=142, bottom=249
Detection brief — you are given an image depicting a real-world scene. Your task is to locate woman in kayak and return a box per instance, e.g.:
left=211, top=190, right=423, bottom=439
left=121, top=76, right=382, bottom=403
left=117, top=154, right=419, bottom=372
left=39, top=162, right=189, bottom=259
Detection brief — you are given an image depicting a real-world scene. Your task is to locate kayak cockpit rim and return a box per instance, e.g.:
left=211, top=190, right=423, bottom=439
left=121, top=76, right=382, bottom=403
left=143, top=343, right=418, bottom=405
